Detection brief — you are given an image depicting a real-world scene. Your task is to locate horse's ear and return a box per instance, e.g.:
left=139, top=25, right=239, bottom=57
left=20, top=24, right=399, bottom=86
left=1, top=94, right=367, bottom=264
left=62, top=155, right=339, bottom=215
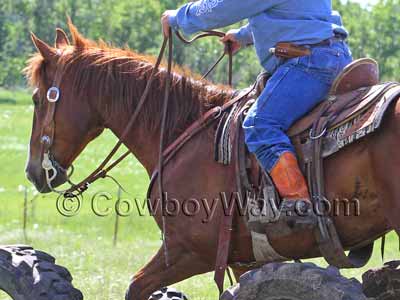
left=55, top=28, right=70, bottom=48
left=31, top=32, right=56, bottom=60
left=67, top=17, right=88, bottom=49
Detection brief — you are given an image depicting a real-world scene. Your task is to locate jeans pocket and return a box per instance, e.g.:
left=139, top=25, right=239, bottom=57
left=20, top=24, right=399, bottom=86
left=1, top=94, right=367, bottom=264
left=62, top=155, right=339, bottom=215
left=309, top=47, right=341, bottom=73
left=299, top=47, right=345, bottom=85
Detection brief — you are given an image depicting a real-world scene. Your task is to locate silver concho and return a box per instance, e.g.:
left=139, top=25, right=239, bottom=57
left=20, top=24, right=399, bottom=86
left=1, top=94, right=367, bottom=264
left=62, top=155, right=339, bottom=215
left=46, top=87, right=60, bottom=103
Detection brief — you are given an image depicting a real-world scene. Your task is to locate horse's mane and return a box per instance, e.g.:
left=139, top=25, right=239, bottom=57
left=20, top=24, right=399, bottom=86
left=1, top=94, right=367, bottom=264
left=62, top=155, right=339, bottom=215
left=24, top=22, right=234, bottom=140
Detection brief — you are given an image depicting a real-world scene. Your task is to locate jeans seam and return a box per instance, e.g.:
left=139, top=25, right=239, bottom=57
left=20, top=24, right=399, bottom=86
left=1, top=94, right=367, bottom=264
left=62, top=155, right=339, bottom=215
left=294, top=58, right=340, bottom=85
left=258, top=66, right=292, bottom=112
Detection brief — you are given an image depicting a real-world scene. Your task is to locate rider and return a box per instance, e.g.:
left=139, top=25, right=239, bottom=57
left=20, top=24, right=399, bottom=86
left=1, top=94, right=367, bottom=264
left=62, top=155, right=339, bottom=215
left=161, top=1, right=352, bottom=230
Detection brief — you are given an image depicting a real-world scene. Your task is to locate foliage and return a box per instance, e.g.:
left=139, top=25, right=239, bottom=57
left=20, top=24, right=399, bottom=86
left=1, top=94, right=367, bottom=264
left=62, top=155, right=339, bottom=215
left=0, top=87, right=31, bottom=105
left=0, top=1, right=399, bottom=87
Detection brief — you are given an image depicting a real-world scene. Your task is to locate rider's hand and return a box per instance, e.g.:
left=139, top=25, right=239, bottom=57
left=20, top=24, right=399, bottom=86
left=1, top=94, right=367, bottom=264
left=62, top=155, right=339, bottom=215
left=161, top=10, right=174, bottom=38
left=220, top=30, right=242, bottom=55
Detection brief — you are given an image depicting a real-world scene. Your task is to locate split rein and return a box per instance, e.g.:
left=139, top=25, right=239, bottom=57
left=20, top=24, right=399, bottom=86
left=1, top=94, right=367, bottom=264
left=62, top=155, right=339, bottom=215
left=42, top=29, right=234, bottom=201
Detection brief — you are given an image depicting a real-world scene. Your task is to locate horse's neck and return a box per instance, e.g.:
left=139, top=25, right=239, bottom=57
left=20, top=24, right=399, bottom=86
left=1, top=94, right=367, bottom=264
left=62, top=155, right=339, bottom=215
left=125, top=128, right=161, bottom=175
left=105, top=119, right=160, bottom=175
left=102, top=73, right=196, bottom=175
left=102, top=66, right=232, bottom=175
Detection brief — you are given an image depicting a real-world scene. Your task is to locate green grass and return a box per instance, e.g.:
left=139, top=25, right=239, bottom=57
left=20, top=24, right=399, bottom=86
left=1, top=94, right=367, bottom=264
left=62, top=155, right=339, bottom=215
left=0, top=88, right=31, bottom=105
left=0, top=88, right=399, bottom=299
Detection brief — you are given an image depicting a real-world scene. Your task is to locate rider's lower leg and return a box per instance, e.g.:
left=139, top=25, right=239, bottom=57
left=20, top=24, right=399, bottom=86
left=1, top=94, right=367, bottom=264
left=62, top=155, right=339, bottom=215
left=270, top=152, right=310, bottom=201
left=269, top=152, right=317, bottom=230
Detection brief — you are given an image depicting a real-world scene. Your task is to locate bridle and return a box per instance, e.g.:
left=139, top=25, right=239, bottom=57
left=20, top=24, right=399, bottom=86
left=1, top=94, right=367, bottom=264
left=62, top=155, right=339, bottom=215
left=39, top=50, right=75, bottom=194
left=39, top=30, right=234, bottom=197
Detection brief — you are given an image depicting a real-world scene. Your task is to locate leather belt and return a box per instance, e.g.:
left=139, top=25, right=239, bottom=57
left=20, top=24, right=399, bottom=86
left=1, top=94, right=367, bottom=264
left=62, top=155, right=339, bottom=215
left=270, top=43, right=311, bottom=59
left=311, top=34, right=346, bottom=47
left=270, top=34, right=346, bottom=59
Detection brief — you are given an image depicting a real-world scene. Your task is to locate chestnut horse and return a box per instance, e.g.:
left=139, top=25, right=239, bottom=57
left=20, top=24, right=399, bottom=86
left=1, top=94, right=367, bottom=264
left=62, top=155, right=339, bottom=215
left=25, top=23, right=399, bottom=300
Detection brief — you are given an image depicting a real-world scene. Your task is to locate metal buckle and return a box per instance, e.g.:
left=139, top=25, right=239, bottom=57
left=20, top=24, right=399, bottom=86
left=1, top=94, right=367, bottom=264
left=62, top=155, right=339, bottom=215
left=213, top=106, right=222, bottom=119
left=327, top=95, right=337, bottom=104
left=309, top=127, right=327, bottom=140
left=41, top=135, right=51, bottom=146
left=47, top=87, right=60, bottom=103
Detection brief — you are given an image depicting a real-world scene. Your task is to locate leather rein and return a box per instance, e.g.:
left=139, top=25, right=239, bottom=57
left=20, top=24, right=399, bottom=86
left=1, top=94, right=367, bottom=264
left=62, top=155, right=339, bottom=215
left=40, top=30, right=234, bottom=198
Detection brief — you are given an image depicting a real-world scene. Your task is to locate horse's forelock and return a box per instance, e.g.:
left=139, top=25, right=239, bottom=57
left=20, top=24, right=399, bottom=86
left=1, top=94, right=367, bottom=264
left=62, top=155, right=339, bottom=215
left=24, top=53, right=46, bottom=89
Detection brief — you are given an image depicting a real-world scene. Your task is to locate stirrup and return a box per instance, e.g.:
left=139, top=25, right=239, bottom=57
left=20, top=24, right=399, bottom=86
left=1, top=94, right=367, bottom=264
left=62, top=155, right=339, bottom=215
left=265, top=199, right=318, bottom=238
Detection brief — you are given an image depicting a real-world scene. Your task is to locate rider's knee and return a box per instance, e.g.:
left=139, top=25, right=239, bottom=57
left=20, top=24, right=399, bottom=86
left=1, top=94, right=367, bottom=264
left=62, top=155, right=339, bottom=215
left=243, top=114, right=284, bottom=131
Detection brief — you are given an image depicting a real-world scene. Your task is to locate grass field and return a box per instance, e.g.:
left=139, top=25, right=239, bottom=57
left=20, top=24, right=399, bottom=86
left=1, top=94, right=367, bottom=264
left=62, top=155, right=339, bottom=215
left=0, top=87, right=399, bottom=299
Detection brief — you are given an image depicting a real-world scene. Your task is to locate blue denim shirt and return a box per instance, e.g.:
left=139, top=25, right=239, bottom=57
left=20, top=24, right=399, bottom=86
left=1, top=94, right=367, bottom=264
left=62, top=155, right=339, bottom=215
left=169, top=0, right=348, bottom=74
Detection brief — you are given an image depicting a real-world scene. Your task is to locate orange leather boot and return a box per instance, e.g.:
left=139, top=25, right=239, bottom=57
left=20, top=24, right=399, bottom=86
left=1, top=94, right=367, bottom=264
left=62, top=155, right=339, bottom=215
left=268, top=152, right=317, bottom=232
left=270, top=152, right=310, bottom=201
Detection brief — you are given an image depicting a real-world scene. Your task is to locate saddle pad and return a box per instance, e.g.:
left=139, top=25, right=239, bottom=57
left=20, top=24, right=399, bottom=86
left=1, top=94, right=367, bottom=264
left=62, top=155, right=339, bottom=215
left=214, top=103, right=240, bottom=165
left=288, top=82, right=397, bottom=137
left=214, top=99, right=254, bottom=165
left=293, top=83, right=400, bottom=161
left=325, top=84, right=400, bottom=151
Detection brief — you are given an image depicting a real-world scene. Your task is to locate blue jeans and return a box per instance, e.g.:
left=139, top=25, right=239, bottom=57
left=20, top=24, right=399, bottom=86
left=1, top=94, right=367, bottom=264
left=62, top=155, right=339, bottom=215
left=243, top=40, right=352, bottom=172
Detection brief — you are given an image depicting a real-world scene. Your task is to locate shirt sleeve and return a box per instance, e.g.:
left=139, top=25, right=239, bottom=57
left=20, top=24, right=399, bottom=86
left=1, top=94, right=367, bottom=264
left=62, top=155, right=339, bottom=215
left=168, top=0, right=283, bottom=35
left=234, top=23, right=254, bottom=47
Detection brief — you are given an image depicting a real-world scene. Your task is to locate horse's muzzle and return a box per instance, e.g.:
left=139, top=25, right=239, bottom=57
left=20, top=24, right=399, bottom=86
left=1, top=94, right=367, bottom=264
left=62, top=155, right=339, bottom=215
left=25, top=159, right=68, bottom=194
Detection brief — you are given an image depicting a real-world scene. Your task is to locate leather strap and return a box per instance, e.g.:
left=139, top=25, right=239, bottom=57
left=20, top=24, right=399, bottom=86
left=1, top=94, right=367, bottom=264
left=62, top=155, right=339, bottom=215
left=63, top=37, right=171, bottom=196
left=214, top=97, right=254, bottom=294
left=147, top=87, right=255, bottom=294
left=214, top=209, right=234, bottom=295
left=175, top=30, right=233, bottom=85
left=271, top=42, right=311, bottom=59
left=158, top=29, right=174, bottom=266
left=162, top=87, right=254, bottom=161
left=40, top=53, right=67, bottom=159
left=63, top=30, right=234, bottom=196
left=308, top=93, right=375, bottom=268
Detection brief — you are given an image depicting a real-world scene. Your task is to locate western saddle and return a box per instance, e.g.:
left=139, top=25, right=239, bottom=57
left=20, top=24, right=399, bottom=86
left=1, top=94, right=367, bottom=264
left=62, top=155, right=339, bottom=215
left=290, top=58, right=380, bottom=137
left=221, top=58, right=400, bottom=270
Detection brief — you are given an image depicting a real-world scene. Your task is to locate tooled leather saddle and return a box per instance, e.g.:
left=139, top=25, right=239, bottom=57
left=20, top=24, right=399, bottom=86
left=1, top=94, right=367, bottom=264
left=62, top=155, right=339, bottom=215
left=214, top=58, right=400, bottom=271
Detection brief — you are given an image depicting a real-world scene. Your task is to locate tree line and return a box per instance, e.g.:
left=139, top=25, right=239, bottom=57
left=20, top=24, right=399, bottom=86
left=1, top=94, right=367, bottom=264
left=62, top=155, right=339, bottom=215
left=0, top=0, right=399, bottom=89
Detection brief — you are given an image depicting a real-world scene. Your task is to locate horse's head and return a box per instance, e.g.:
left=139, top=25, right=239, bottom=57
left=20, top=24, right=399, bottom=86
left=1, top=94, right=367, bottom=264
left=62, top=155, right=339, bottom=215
left=25, top=26, right=105, bottom=193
